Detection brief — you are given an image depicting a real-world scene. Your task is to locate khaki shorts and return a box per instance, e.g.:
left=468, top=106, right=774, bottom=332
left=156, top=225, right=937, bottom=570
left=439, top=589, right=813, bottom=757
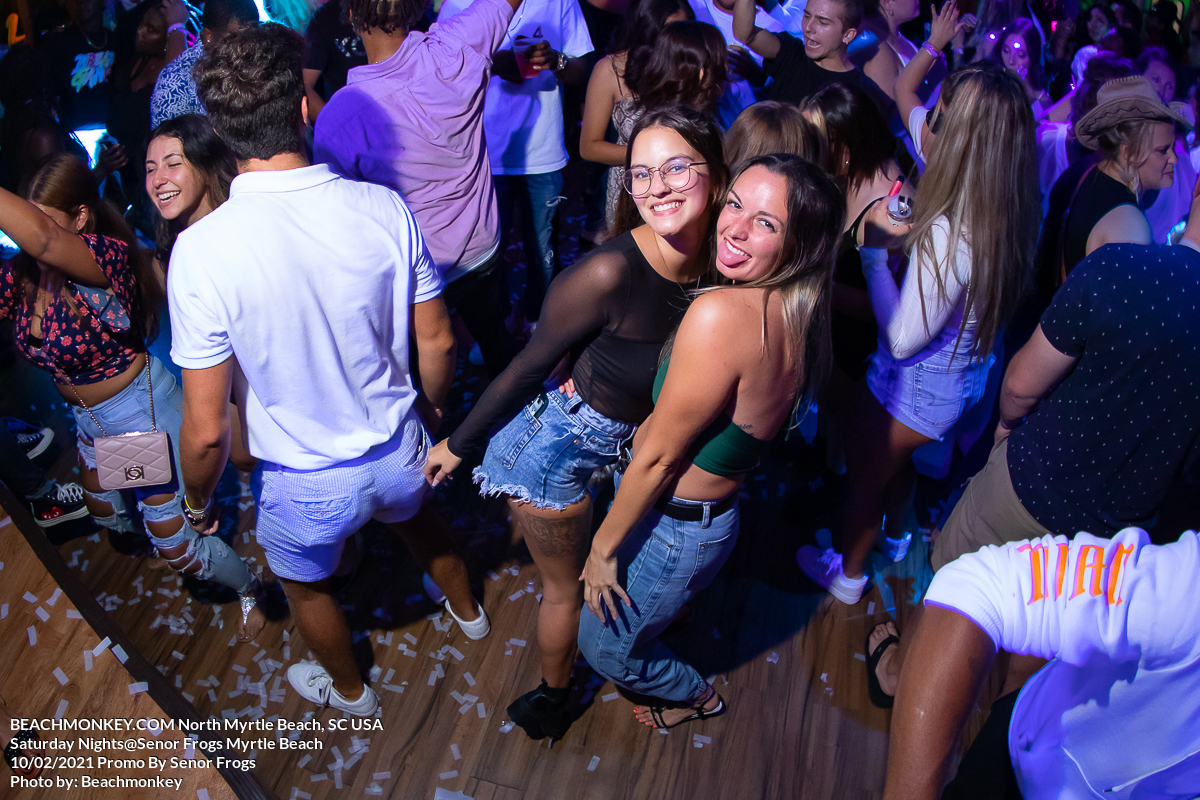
left=932, top=439, right=1053, bottom=572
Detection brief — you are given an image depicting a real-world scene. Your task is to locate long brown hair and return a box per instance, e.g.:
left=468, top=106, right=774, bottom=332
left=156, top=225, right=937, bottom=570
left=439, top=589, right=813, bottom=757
left=21, top=154, right=163, bottom=344
left=907, top=63, right=1037, bottom=360
left=803, top=83, right=896, bottom=196
left=148, top=114, right=237, bottom=264
left=626, top=21, right=727, bottom=116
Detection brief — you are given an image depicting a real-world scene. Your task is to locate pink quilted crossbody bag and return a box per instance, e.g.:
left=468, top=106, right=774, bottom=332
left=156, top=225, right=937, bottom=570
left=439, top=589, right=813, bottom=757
left=68, top=358, right=174, bottom=490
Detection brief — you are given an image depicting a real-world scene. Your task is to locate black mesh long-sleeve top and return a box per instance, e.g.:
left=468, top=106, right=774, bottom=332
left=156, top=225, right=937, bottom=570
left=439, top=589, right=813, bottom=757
left=447, top=231, right=695, bottom=456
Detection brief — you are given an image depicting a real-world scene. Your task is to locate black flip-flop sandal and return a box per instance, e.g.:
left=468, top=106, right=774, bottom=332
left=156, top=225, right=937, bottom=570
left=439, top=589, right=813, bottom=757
left=644, top=694, right=726, bottom=730
left=865, top=628, right=899, bottom=709
left=4, top=729, right=40, bottom=771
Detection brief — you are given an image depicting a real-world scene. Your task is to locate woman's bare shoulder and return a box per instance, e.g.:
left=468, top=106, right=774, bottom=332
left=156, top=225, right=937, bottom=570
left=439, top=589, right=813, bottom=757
left=682, top=288, right=771, bottom=338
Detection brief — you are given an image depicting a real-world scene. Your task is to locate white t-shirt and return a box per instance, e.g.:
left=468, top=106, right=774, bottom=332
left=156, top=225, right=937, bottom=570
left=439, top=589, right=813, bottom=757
left=907, top=105, right=928, bottom=163
left=167, top=164, right=444, bottom=470
left=690, top=0, right=785, bottom=65
left=689, top=0, right=783, bottom=125
left=1035, top=119, right=1071, bottom=217
left=437, top=0, right=593, bottom=175
left=765, top=0, right=805, bottom=36
left=926, top=528, right=1200, bottom=800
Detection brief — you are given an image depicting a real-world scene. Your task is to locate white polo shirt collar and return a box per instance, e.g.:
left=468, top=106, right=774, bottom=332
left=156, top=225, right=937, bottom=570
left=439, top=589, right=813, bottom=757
left=229, top=163, right=340, bottom=196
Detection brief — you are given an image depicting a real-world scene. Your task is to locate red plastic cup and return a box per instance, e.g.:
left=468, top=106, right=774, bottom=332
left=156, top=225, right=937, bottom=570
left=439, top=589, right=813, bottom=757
left=514, top=33, right=544, bottom=79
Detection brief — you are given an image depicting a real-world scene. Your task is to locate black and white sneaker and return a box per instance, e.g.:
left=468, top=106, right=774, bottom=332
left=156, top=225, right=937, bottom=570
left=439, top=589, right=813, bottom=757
left=30, top=482, right=89, bottom=527
left=5, top=417, right=54, bottom=459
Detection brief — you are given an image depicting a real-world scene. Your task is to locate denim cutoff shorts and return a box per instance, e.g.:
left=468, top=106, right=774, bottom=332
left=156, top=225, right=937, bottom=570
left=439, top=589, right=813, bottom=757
left=73, top=355, right=183, bottom=507
left=866, top=345, right=993, bottom=441
left=474, top=389, right=635, bottom=511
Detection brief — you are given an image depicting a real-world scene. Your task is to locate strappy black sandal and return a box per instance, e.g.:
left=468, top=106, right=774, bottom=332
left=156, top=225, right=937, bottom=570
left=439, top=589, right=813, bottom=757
left=642, top=691, right=726, bottom=730
left=865, top=626, right=899, bottom=709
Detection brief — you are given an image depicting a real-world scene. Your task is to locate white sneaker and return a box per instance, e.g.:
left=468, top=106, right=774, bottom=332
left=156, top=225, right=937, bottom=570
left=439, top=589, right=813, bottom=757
left=286, top=662, right=379, bottom=717
left=444, top=598, right=490, bottom=640
left=797, top=545, right=867, bottom=605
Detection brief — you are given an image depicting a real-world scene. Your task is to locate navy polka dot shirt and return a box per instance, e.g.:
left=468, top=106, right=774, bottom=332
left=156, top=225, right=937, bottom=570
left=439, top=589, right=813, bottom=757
left=1008, top=243, right=1200, bottom=536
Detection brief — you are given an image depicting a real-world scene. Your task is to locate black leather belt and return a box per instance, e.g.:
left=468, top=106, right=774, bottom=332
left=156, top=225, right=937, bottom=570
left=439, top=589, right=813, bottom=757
left=617, top=450, right=737, bottom=522
left=652, top=492, right=737, bottom=522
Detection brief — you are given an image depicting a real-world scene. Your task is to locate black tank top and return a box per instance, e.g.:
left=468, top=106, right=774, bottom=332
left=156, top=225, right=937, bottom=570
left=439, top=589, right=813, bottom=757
left=448, top=232, right=694, bottom=455
left=1061, top=168, right=1139, bottom=277
left=831, top=204, right=878, bottom=379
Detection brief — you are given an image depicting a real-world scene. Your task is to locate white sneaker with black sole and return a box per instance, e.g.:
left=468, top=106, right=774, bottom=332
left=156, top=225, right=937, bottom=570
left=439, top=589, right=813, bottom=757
left=286, top=662, right=379, bottom=717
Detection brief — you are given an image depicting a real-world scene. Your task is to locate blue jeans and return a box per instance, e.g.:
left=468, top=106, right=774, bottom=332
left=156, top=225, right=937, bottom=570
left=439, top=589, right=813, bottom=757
left=578, top=473, right=740, bottom=704
left=73, top=356, right=253, bottom=593
left=494, top=171, right=565, bottom=321
left=73, top=355, right=184, bottom=507
left=474, top=388, right=634, bottom=511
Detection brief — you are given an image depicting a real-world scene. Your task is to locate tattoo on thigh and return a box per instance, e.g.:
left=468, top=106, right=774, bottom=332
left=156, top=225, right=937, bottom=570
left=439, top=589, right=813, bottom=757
left=519, top=511, right=589, bottom=560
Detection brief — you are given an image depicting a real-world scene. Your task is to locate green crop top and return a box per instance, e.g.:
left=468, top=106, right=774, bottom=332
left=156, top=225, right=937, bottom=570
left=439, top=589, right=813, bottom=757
left=650, top=354, right=773, bottom=477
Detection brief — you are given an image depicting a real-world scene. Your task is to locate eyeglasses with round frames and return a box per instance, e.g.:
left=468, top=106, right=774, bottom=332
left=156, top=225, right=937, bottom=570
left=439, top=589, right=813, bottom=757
left=622, top=158, right=707, bottom=198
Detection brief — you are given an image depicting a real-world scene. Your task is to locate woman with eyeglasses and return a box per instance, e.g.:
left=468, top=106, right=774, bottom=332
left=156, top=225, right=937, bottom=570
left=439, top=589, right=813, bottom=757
left=425, top=107, right=727, bottom=742
left=577, top=154, right=843, bottom=731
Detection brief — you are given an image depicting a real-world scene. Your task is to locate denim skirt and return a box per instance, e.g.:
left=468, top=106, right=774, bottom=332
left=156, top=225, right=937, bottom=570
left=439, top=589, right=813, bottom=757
left=866, top=344, right=993, bottom=441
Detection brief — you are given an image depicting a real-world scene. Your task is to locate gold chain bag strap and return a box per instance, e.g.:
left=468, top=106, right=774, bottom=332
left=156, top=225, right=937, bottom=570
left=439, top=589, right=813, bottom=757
left=68, top=358, right=174, bottom=490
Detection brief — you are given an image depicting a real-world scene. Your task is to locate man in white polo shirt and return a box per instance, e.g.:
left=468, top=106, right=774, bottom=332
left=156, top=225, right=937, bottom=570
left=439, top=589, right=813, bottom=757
left=168, top=24, right=490, bottom=717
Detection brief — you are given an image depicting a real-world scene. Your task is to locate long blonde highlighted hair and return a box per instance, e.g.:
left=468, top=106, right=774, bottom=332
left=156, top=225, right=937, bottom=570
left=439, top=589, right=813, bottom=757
left=701, top=154, right=845, bottom=416
left=908, top=63, right=1038, bottom=359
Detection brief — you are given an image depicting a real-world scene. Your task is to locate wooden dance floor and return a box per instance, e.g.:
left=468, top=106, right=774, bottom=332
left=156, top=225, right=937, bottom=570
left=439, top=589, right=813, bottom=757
left=1, top=349, right=998, bottom=800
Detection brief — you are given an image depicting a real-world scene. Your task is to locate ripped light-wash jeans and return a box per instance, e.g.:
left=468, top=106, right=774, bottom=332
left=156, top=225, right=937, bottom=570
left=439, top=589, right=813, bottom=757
left=578, top=471, right=740, bottom=704
left=73, top=355, right=253, bottom=594
left=474, top=388, right=634, bottom=511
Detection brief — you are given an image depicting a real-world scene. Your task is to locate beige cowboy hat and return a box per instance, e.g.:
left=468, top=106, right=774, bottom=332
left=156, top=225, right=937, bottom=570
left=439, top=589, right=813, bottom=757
left=1074, top=76, right=1193, bottom=150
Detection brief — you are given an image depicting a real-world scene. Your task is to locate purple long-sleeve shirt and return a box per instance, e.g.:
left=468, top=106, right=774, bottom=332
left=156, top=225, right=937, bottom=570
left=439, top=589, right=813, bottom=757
left=313, top=0, right=512, bottom=281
